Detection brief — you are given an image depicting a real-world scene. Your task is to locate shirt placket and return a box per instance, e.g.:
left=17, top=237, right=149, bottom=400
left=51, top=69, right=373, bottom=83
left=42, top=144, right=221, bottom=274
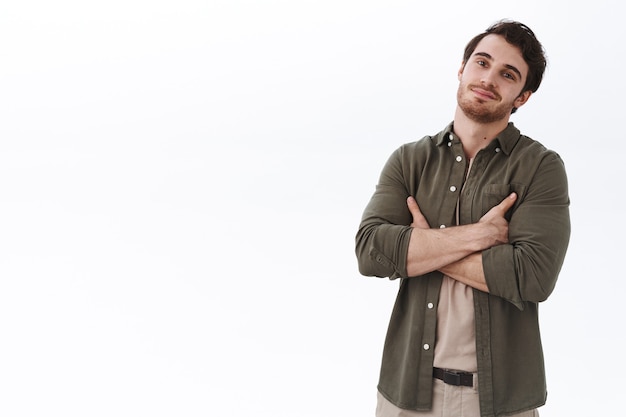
left=440, top=133, right=468, bottom=228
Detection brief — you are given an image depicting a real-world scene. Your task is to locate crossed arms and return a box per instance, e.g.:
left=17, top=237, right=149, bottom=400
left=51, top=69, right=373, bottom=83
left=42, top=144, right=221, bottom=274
left=356, top=142, right=570, bottom=308
left=405, top=193, right=517, bottom=293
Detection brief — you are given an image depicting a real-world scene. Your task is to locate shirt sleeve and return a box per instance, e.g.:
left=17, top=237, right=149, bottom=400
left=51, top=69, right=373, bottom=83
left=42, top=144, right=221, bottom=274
left=355, top=146, right=414, bottom=279
left=483, top=152, right=571, bottom=310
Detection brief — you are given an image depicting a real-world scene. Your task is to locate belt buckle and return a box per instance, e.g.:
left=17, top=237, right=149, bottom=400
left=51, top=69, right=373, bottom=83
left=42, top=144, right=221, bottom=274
left=442, top=370, right=462, bottom=386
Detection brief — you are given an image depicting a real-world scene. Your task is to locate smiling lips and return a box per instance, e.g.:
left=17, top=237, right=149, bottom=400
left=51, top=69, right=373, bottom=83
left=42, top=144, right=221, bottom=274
left=470, top=86, right=500, bottom=101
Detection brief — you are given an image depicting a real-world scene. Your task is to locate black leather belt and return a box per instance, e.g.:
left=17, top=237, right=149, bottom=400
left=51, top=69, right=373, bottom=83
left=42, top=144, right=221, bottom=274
left=433, top=367, right=474, bottom=387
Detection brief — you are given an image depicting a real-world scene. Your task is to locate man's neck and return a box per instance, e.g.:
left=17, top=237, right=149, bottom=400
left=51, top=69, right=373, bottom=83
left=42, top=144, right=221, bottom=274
left=453, top=107, right=510, bottom=159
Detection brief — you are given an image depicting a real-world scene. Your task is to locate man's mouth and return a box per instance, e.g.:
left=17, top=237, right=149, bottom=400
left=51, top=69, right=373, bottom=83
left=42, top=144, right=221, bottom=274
left=470, top=86, right=499, bottom=101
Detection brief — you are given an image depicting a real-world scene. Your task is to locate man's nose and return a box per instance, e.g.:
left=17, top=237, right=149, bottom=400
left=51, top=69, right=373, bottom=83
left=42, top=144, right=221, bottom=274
left=481, top=69, right=498, bottom=87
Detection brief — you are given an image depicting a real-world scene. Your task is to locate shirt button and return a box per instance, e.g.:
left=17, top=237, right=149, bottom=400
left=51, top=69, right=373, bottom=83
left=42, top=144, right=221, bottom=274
left=495, top=147, right=501, bottom=153
left=439, top=224, right=446, bottom=229
left=456, top=155, right=462, bottom=162
left=427, top=302, right=434, bottom=309
left=449, top=133, right=454, bottom=140
left=449, top=186, right=457, bottom=192
left=423, top=344, right=430, bottom=351
left=447, top=141, right=452, bottom=147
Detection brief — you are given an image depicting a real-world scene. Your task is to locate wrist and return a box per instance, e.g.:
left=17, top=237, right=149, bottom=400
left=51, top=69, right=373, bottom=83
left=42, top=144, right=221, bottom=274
left=470, top=222, right=496, bottom=252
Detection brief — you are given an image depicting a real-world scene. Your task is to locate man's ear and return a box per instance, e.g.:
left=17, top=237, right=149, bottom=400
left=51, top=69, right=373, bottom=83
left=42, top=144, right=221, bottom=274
left=458, top=62, right=466, bottom=81
left=514, top=90, right=532, bottom=109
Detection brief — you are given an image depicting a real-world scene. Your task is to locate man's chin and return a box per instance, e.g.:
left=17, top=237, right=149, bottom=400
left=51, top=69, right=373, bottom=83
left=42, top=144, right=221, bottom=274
left=459, top=101, right=512, bottom=124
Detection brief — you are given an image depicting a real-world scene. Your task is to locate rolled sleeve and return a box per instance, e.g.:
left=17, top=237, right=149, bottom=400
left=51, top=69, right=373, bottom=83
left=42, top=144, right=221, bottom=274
left=483, top=152, right=571, bottom=309
left=355, top=147, right=414, bottom=279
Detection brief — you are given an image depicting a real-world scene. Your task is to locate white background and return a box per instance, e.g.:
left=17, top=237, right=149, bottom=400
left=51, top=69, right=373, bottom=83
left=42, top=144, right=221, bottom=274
left=0, top=1, right=623, bottom=416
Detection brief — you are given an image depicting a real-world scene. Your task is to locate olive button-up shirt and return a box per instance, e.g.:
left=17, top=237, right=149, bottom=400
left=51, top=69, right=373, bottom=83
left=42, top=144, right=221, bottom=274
left=355, top=122, right=570, bottom=417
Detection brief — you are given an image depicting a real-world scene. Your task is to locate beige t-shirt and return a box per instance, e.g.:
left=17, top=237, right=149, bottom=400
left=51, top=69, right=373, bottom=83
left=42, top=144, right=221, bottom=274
left=432, top=158, right=477, bottom=373
left=432, top=276, right=477, bottom=372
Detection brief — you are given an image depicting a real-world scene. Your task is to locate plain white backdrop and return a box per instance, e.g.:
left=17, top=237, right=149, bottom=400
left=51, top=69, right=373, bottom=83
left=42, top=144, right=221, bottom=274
left=0, top=1, right=623, bottom=416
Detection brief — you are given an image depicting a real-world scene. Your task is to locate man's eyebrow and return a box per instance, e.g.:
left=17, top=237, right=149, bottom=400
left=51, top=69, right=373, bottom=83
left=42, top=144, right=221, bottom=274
left=474, top=52, right=493, bottom=60
left=473, top=51, right=523, bottom=80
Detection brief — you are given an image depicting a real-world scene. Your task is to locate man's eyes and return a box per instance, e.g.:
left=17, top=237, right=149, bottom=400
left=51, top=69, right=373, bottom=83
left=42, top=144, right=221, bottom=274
left=476, top=60, right=517, bottom=81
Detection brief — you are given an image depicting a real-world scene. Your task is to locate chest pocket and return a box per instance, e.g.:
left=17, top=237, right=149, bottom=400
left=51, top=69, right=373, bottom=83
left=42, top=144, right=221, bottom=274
left=481, top=183, right=526, bottom=221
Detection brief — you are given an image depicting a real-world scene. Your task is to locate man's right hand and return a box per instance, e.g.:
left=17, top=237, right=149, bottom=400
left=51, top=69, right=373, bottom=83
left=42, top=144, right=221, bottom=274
left=478, top=192, right=517, bottom=246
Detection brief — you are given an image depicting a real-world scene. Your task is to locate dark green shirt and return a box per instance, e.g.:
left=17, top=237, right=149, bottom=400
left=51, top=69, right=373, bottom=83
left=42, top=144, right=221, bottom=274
left=355, top=122, right=570, bottom=417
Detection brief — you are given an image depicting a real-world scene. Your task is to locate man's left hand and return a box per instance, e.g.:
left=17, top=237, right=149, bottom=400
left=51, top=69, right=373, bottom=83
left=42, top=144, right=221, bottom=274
left=407, top=196, right=430, bottom=229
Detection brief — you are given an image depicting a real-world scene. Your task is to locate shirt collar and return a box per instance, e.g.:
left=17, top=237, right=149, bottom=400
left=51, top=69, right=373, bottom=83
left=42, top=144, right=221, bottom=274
left=435, top=122, right=521, bottom=156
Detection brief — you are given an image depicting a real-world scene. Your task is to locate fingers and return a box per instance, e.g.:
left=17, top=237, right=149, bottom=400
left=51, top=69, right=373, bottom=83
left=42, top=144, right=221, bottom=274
left=407, top=196, right=431, bottom=229
left=407, top=196, right=422, bottom=217
left=497, top=192, right=517, bottom=213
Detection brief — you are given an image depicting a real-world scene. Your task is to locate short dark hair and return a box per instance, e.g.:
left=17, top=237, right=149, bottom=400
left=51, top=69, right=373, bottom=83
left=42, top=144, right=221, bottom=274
left=463, top=20, right=547, bottom=95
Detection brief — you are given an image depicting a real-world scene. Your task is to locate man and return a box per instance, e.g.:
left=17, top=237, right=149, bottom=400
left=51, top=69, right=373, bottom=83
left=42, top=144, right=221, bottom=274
left=355, top=20, right=570, bottom=417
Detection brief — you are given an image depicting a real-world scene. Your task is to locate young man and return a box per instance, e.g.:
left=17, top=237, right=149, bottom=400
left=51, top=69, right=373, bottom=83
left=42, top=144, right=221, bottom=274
left=355, top=20, right=570, bottom=417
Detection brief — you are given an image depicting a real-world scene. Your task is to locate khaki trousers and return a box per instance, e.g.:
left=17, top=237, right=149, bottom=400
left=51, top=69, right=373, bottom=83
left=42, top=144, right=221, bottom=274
left=376, top=378, right=539, bottom=417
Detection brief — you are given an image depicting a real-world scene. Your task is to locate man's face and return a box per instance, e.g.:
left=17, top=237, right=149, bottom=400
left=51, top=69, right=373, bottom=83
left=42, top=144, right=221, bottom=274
left=457, top=34, right=531, bottom=124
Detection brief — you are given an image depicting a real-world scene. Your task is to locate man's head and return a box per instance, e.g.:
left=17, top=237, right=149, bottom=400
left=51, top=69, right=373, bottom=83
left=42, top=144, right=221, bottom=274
left=463, top=20, right=547, bottom=97
left=457, top=20, right=546, bottom=120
